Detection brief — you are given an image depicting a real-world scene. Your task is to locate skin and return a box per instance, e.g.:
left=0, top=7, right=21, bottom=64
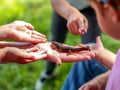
left=0, top=21, right=47, bottom=43
left=79, top=71, right=110, bottom=90
left=77, top=0, right=120, bottom=90
left=0, top=41, right=95, bottom=65
left=91, top=36, right=116, bottom=69
left=33, top=42, right=95, bottom=65
left=0, top=47, right=47, bottom=64
left=50, top=0, right=88, bottom=35
left=88, top=0, right=120, bottom=40
left=0, top=20, right=47, bottom=64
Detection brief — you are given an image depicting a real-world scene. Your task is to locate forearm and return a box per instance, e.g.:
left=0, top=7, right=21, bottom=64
left=50, top=0, right=79, bottom=20
left=95, top=49, right=116, bottom=69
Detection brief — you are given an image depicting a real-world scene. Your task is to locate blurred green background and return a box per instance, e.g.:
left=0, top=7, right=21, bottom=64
left=0, top=0, right=120, bottom=90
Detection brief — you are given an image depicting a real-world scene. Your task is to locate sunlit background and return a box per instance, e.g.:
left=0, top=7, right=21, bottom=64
left=0, top=0, right=120, bottom=90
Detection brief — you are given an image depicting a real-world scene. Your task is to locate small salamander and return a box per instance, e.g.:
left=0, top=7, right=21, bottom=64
left=51, top=41, right=91, bottom=53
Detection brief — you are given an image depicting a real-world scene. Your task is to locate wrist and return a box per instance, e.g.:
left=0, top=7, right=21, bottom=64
left=66, top=7, right=79, bottom=20
left=0, top=24, right=10, bottom=40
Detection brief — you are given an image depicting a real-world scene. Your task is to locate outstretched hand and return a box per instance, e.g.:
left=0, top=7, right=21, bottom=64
left=0, top=46, right=47, bottom=64
left=0, top=20, right=47, bottom=43
left=35, top=42, right=95, bottom=65
left=87, top=36, right=104, bottom=54
left=0, top=41, right=95, bottom=65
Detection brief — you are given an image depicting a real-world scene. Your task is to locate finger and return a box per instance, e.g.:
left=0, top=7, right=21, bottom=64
left=32, top=31, right=46, bottom=38
left=25, top=23, right=34, bottom=30
left=75, top=20, right=85, bottom=35
left=75, top=19, right=87, bottom=35
left=71, top=19, right=77, bottom=34
left=26, top=47, right=39, bottom=53
left=47, top=53, right=62, bottom=66
left=31, top=53, right=47, bottom=60
left=72, top=21, right=79, bottom=34
left=31, top=34, right=47, bottom=40
left=35, top=54, right=47, bottom=60
left=12, top=49, right=35, bottom=59
left=67, top=21, right=75, bottom=34
left=23, top=38, right=47, bottom=43
left=29, top=49, right=47, bottom=55
left=96, top=36, right=103, bottom=47
left=84, top=18, right=88, bottom=33
left=61, top=54, right=91, bottom=62
left=19, top=58, right=38, bottom=64
left=78, top=51, right=95, bottom=57
left=21, top=52, right=35, bottom=59
left=67, top=23, right=72, bottom=33
left=14, top=20, right=34, bottom=30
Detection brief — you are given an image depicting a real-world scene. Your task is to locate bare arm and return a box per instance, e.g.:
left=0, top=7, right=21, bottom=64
left=90, top=37, right=116, bottom=69
left=95, top=49, right=116, bottom=69
left=50, top=0, right=88, bottom=35
left=50, top=0, right=78, bottom=19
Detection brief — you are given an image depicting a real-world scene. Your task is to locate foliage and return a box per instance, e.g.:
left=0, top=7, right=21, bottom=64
left=0, top=0, right=120, bottom=90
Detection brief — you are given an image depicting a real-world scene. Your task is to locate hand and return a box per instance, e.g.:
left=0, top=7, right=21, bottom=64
left=67, top=10, right=88, bottom=35
left=35, top=42, right=95, bottom=65
left=0, top=46, right=47, bottom=64
left=78, top=71, right=110, bottom=90
left=78, top=79, right=101, bottom=90
left=88, top=36, right=104, bottom=54
left=0, top=20, right=47, bottom=43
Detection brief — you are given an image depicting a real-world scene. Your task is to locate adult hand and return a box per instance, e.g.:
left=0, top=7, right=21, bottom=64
left=1, top=42, right=95, bottom=65
left=35, top=42, right=95, bottom=65
left=0, top=20, right=47, bottom=43
left=0, top=46, right=47, bottom=64
left=67, top=10, right=88, bottom=35
left=87, top=36, right=104, bottom=54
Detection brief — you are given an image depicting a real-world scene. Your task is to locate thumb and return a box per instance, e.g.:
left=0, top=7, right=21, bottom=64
left=47, top=53, right=62, bottom=66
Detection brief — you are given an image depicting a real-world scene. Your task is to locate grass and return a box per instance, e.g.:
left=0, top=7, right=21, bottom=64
left=0, top=0, right=120, bottom=90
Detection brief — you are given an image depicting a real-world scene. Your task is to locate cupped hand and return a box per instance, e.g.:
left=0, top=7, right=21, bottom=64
left=87, top=36, right=104, bottom=54
left=0, top=46, right=47, bottom=64
left=35, top=42, right=95, bottom=66
left=0, top=20, right=47, bottom=43
left=1, top=41, right=95, bottom=65
left=67, top=10, right=88, bottom=35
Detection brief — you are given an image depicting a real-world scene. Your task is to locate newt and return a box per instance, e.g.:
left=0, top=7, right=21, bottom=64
left=51, top=41, right=91, bottom=53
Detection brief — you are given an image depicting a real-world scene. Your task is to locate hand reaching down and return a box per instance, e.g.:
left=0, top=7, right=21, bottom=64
left=67, top=9, right=88, bottom=35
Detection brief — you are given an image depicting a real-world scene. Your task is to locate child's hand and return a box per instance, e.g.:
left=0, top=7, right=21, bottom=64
left=35, top=42, right=95, bottom=66
left=67, top=10, right=88, bottom=35
left=88, top=36, right=104, bottom=54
